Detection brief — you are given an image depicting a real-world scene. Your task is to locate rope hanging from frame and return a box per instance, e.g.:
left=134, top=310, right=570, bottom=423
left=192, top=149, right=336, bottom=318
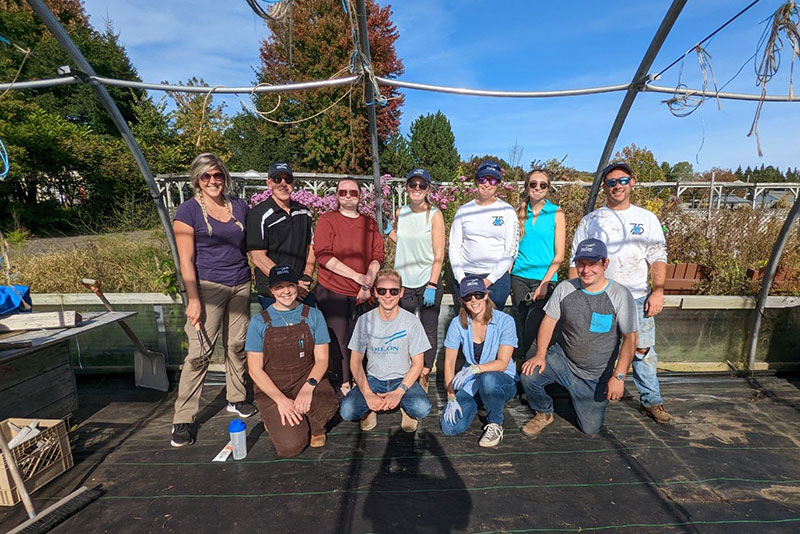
left=748, top=1, right=800, bottom=156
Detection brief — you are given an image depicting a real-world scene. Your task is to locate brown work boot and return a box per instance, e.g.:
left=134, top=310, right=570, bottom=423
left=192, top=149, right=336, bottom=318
left=310, top=434, right=326, bottom=448
left=418, top=373, right=430, bottom=393
left=400, top=408, right=418, bottom=432
left=639, top=404, right=674, bottom=425
left=521, top=412, right=554, bottom=437
left=360, top=411, right=377, bottom=431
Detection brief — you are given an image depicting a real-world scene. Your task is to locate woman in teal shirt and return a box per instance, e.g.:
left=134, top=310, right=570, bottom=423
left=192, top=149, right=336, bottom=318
left=511, top=169, right=565, bottom=356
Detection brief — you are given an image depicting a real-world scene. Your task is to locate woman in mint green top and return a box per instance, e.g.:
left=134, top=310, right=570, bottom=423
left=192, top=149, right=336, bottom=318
left=510, top=169, right=565, bottom=356
left=388, top=168, right=445, bottom=391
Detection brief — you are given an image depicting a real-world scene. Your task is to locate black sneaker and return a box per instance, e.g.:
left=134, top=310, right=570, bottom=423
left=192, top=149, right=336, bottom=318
left=170, top=423, right=194, bottom=447
left=227, top=401, right=257, bottom=418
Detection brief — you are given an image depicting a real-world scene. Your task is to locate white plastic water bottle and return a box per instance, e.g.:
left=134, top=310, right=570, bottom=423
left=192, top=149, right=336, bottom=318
left=228, top=419, right=247, bottom=460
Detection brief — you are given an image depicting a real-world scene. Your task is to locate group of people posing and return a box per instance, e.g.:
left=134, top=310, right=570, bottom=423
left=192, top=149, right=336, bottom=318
left=169, top=153, right=673, bottom=457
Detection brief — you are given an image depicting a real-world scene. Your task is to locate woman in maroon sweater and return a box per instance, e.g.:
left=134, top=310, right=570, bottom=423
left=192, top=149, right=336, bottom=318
left=314, top=178, right=385, bottom=396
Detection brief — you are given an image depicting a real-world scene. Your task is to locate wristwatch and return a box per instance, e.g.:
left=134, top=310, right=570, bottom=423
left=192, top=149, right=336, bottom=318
left=306, top=378, right=318, bottom=387
left=398, top=383, right=409, bottom=392
left=613, top=372, right=625, bottom=382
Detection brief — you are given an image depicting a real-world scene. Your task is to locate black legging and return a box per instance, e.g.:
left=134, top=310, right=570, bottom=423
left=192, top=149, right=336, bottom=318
left=315, top=283, right=358, bottom=385
left=398, top=276, right=443, bottom=369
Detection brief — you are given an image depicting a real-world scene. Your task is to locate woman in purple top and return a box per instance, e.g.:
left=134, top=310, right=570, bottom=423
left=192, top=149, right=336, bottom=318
left=170, top=153, right=256, bottom=448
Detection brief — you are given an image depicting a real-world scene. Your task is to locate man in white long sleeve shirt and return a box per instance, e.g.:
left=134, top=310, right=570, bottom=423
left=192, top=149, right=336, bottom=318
left=449, top=160, right=519, bottom=309
left=570, top=162, right=673, bottom=425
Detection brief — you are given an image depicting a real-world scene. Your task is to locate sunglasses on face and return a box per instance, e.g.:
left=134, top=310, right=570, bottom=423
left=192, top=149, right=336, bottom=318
left=528, top=181, right=549, bottom=190
left=200, top=172, right=224, bottom=182
left=476, top=177, right=500, bottom=186
left=338, top=189, right=360, bottom=198
left=604, top=176, right=631, bottom=188
left=407, top=179, right=429, bottom=190
left=375, top=287, right=401, bottom=296
left=463, top=291, right=486, bottom=302
left=270, top=175, right=294, bottom=185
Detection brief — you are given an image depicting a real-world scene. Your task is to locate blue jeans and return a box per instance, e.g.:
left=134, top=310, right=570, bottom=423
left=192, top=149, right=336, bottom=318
left=631, top=296, right=663, bottom=408
left=339, top=376, right=432, bottom=421
left=258, top=291, right=317, bottom=310
left=440, top=372, right=516, bottom=436
left=459, top=271, right=511, bottom=310
left=520, top=344, right=609, bottom=435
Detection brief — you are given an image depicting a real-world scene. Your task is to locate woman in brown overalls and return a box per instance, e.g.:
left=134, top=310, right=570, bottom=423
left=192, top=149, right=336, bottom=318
left=245, top=265, right=338, bottom=457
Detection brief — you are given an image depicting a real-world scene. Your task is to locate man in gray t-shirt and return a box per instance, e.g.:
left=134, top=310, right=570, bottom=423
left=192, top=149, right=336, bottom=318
left=339, top=269, right=432, bottom=432
left=519, top=239, right=638, bottom=436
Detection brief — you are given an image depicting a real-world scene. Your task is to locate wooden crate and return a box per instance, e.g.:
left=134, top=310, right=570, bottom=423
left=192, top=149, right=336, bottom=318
left=0, top=418, right=73, bottom=506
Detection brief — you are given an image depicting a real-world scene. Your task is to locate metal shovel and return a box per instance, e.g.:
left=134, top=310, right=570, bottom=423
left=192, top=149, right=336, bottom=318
left=80, top=278, right=169, bottom=392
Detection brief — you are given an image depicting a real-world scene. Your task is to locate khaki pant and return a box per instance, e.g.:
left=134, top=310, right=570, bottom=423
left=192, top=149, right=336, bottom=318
left=173, top=280, right=251, bottom=424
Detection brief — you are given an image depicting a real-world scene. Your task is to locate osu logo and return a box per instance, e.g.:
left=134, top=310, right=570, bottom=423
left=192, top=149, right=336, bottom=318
left=492, top=216, right=504, bottom=226
left=629, top=223, right=644, bottom=235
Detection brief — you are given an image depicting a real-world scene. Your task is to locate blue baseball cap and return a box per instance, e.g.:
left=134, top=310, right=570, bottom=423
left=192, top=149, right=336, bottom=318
left=406, top=168, right=431, bottom=183
left=268, top=162, right=293, bottom=179
left=269, top=264, right=298, bottom=286
left=476, top=160, right=503, bottom=181
left=601, top=161, right=633, bottom=180
left=459, top=275, right=487, bottom=297
left=574, top=239, right=608, bottom=261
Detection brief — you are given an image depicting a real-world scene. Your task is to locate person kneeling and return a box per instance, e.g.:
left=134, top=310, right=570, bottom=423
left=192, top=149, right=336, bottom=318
left=245, top=265, right=338, bottom=457
left=339, top=268, right=432, bottom=432
left=440, top=276, right=518, bottom=447
left=520, top=239, right=637, bottom=437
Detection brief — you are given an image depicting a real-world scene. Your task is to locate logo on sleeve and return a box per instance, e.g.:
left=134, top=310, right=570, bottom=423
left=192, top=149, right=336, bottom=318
left=492, top=216, right=505, bottom=226
left=629, top=223, right=644, bottom=235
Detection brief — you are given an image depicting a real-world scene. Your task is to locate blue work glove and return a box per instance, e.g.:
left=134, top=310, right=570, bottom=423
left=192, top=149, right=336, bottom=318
left=423, top=286, right=436, bottom=307
left=451, top=365, right=479, bottom=391
left=443, top=398, right=462, bottom=425
left=383, top=219, right=393, bottom=235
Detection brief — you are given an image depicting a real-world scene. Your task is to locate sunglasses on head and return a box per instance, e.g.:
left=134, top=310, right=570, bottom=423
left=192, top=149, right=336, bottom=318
left=528, top=181, right=549, bottom=190
left=463, top=291, right=486, bottom=302
left=270, top=174, right=294, bottom=185
left=604, top=176, right=631, bottom=188
left=476, top=177, right=500, bottom=186
left=407, top=179, right=429, bottom=190
left=375, top=287, right=401, bottom=296
left=200, top=171, right=224, bottom=182
left=338, top=189, right=360, bottom=198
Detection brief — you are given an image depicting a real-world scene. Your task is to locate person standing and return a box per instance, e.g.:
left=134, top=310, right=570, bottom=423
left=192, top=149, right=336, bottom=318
left=520, top=239, right=638, bottom=437
left=247, top=162, right=316, bottom=309
left=339, top=269, right=432, bottom=432
left=449, top=160, right=519, bottom=310
left=570, top=162, right=673, bottom=425
left=245, top=265, right=338, bottom=457
left=388, top=168, right=446, bottom=391
left=170, top=153, right=255, bottom=448
left=440, top=276, right=518, bottom=447
left=314, top=178, right=385, bottom=396
left=511, top=169, right=565, bottom=356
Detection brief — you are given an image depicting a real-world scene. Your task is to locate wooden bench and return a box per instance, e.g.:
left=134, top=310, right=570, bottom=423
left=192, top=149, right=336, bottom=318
left=664, top=263, right=705, bottom=295
left=746, top=266, right=799, bottom=292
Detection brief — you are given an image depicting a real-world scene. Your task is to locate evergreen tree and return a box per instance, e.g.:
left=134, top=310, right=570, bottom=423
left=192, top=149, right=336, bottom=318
left=379, top=132, right=414, bottom=178
left=408, top=111, right=460, bottom=183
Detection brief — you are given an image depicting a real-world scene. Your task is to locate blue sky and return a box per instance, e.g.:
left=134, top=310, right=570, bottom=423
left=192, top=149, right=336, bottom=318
left=81, top=0, right=799, bottom=173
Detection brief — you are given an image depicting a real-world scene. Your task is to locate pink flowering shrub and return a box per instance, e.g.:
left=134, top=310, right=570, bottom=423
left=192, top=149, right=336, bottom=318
left=249, top=175, right=394, bottom=223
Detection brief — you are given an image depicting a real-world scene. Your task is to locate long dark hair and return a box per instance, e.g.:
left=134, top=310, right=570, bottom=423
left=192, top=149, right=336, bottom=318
left=517, top=168, right=551, bottom=239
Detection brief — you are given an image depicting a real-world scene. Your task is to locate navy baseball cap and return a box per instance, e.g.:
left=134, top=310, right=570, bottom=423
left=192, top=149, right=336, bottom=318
left=269, top=264, right=298, bottom=286
left=601, top=161, right=633, bottom=180
left=477, top=160, right=503, bottom=181
left=406, top=168, right=431, bottom=183
left=268, top=162, right=293, bottom=179
left=574, top=239, right=608, bottom=261
left=459, top=275, right=487, bottom=297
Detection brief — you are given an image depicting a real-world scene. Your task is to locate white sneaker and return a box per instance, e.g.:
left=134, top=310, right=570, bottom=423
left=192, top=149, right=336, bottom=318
left=478, top=423, right=504, bottom=447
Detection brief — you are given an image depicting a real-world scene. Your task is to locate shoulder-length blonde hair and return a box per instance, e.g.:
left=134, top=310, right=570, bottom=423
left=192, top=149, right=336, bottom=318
left=459, top=297, right=496, bottom=329
left=517, top=168, right=551, bottom=239
left=189, top=153, right=243, bottom=235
